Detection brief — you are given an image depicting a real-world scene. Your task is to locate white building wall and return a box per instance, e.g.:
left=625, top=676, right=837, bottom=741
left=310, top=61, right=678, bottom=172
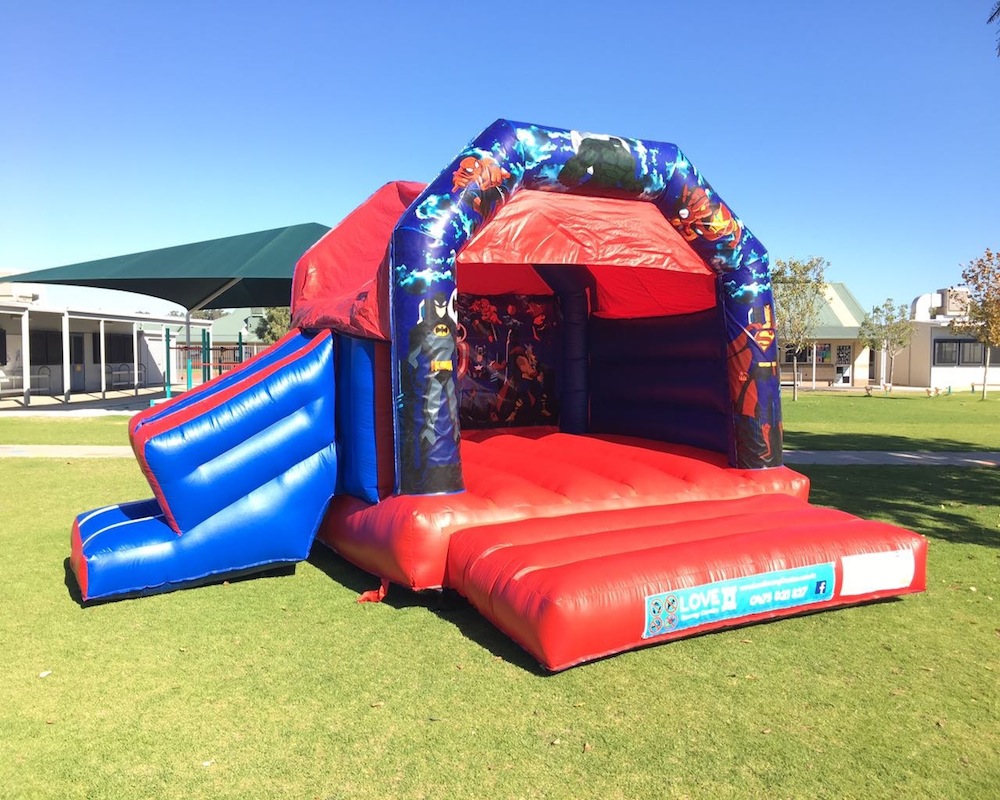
left=2, top=300, right=211, bottom=400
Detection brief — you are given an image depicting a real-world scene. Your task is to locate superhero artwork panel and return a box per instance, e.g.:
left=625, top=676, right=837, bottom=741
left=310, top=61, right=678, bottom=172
left=457, top=293, right=561, bottom=429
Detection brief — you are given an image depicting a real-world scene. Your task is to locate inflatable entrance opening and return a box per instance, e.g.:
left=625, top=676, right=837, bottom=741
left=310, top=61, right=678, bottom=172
left=331, top=120, right=781, bottom=494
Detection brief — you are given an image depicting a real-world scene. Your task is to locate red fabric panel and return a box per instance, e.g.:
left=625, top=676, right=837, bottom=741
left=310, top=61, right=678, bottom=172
left=460, top=190, right=711, bottom=272
left=70, top=519, right=88, bottom=600
left=587, top=265, right=716, bottom=318
left=315, top=430, right=810, bottom=590
left=291, top=181, right=426, bottom=339
left=458, top=190, right=714, bottom=317
left=455, top=261, right=553, bottom=296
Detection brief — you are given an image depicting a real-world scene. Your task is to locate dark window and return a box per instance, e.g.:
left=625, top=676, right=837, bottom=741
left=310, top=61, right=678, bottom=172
left=933, top=340, right=958, bottom=365
left=959, top=341, right=984, bottom=366
left=28, top=330, right=63, bottom=365
left=0, top=329, right=6, bottom=365
left=91, top=332, right=134, bottom=364
left=784, top=346, right=808, bottom=363
left=934, top=338, right=991, bottom=367
left=836, top=345, right=852, bottom=365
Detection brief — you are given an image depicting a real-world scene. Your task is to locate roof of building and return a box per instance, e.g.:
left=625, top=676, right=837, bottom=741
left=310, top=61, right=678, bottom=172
left=812, top=282, right=867, bottom=340
left=211, top=308, right=264, bottom=342
left=162, top=308, right=263, bottom=342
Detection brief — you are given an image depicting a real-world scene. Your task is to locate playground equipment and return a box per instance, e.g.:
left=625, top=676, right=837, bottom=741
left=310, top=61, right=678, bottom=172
left=70, top=120, right=926, bottom=670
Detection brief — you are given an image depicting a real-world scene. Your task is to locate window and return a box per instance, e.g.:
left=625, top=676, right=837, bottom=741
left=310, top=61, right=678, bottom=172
left=934, top=338, right=990, bottom=367
left=0, top=329, right=6, bottom=365
left=28, top=330, right=62, bottom=365
left=959, top=341, right=984, bottom=366
left=785, top=344, right=829, bottom=363
left=91, top=332, right=134, bottom=364
left=836, top=345, right=852, bottom=365
left=933, top=340, right=957, bottom=365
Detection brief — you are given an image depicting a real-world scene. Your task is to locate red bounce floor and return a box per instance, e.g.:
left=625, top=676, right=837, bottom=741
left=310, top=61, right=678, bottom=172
left=318, top=430, right=926, bottom=670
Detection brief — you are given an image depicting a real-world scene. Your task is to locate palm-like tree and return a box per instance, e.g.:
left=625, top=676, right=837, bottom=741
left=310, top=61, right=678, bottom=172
left=991, top=2, right=1000, bottom=55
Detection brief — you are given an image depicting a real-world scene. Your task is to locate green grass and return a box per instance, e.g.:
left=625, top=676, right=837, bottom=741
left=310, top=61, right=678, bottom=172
left=782, top=391, right=1000, bottom=451
left=2, top=392, right=998, bottom=452
left=0, top=416, right=130, bottom=446
left=1, top=458, right=998, bottom=799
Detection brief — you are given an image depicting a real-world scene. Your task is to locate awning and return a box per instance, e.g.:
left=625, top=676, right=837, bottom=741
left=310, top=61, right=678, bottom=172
left=3, top=223, right=330, bottom=310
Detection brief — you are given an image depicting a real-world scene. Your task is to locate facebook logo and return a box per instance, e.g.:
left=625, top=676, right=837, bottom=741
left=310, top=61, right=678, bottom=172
left=815, top=580, right=828, bottom=595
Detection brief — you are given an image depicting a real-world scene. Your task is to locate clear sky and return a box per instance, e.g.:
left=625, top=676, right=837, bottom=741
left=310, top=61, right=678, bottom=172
left=2, top=0, right=998, bottom=313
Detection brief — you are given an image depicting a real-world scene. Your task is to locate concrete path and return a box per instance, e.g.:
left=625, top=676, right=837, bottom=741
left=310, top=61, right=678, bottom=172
left=1, top=444, right=997, bottom=466
left=0, top=387, right=171, bottom=415
left=782, top=450, right=1000, bottom=467
left=0, top=444, right=134, bottom=458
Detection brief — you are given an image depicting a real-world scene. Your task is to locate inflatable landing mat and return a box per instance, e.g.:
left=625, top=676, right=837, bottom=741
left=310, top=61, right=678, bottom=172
left=448, top=492, right=926, bottom=670
left=319, top=431, right=927, bottom=669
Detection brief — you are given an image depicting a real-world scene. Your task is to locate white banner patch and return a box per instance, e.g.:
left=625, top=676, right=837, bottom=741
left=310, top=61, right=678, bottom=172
left=840, top=549, right=916, bottom=596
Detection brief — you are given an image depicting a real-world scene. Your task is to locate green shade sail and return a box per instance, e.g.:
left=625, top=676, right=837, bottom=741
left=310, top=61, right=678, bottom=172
left=4, top=223, right=330, bottom=310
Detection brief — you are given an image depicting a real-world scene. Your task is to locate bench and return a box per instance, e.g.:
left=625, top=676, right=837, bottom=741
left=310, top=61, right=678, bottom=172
left=0, top=368, right=51, bottom=396
left=109, top=364, right=146, bottom=390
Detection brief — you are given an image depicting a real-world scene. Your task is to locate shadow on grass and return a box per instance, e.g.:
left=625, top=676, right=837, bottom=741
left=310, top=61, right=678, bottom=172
left=306, top=544, right=545, bottom=674
left=783, top=431, right=996, bottom=452
left=799, top=465, right=1000, bottom=549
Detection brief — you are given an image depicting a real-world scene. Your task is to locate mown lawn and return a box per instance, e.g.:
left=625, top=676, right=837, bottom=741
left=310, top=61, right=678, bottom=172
left=2, top=390, right=998, bottom=451
left=781, top=391, right=1000, bottom=451
left=1, top=453, right=997, bottom=799
left=0, top=415, right=130, bottom=446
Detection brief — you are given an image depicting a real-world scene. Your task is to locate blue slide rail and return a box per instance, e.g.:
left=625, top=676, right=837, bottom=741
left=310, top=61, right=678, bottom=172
left=70, top=329, right=338, bottom=602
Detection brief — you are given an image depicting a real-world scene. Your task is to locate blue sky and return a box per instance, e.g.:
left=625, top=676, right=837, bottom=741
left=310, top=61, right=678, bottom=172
left=2, top=0, right=998, bottom=313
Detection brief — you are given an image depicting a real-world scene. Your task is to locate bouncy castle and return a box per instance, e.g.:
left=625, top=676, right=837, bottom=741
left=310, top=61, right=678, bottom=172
left=70, top=120, right=927, bottom=670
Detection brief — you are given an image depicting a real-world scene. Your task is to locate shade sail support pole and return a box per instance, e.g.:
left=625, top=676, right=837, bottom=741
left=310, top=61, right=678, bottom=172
left=20, top=310, right=30, bottom=406
left=132, top=322, right=139, bottom=396
left=185, top=311, right=192, bottom=391
left=61, top=312, right=71, bottom=403
left=99, top=319, right=107, bottom=399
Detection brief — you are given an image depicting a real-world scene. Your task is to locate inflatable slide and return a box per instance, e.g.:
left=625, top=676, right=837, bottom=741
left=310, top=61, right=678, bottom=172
left=71, top=329, right=338, bottom=600
left=69, top=120, right=926, bottom=670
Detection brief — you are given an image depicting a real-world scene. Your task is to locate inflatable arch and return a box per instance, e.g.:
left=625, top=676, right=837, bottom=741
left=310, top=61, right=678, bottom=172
left=387, top=120, right=780, bottom=494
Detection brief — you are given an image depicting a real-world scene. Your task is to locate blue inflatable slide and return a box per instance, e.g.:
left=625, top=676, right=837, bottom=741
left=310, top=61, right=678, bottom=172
left=70, top=329, right=341, bottom=601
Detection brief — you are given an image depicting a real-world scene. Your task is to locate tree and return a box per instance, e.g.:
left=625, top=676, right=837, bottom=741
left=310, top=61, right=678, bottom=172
left=771, top=256, right=828, bottom=401
left=858, top=299, right=914, bottom=387
left=192, top=309, right=227, bottom=321
left=991, top=2, right=1000, bottom=56
left=166, top=309, right=227, bottom=320
left=951, top=248, right=1000, bottom=399
left=255, top=307, right=292, bottom=344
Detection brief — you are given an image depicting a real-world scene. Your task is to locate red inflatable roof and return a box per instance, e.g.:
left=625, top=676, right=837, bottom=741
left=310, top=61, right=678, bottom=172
left=292, top=181, right=717, bottom=338
left=291, top=181, right=425, bottom=339
left=458, top=190, right=716, bottom=318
